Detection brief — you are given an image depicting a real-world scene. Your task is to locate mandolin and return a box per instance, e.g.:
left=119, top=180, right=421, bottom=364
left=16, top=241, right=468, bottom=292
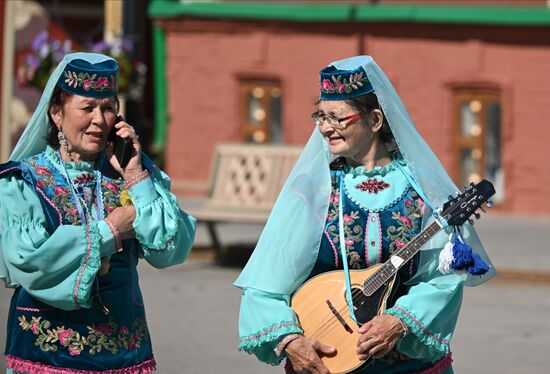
left=291, top=179, right=495, bottom=374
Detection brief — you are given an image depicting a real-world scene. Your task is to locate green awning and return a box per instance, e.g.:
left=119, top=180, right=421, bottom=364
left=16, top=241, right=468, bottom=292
left=148, top=1, right=550, bottom=26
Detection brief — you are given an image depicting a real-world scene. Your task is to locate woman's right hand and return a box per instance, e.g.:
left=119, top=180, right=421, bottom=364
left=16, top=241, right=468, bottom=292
left=285, top=336, right=335, bottom=374
left=105, top=206, right=136, bottom=240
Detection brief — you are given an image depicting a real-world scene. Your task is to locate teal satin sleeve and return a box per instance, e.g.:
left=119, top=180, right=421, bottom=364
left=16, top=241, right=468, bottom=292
left=0, top=177, right=116, bottom=310
left=128, top=171, right=196, bottom=269
left=385, top=280, right=463, bottom=362
left=238, top=288, right=303, bottom=366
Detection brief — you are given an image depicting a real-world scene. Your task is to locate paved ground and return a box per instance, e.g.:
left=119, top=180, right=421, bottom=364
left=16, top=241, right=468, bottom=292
left=1, top=212, right=549, bottom=373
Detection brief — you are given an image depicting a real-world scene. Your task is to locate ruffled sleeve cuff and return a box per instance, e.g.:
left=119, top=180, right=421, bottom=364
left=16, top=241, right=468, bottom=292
left=238, top=321, right=303, bottom=365
left=385, top=305, right=450, bottom=358
left=127, top=175, right=159, bottom=208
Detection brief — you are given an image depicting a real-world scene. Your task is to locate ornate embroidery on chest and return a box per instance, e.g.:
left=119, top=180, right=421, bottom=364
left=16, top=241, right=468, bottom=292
left=73, top=173, right=95, bottom=186
left=355, top=178, right=390, bottom=193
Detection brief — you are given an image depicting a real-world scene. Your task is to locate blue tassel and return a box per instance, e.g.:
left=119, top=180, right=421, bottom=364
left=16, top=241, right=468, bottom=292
left=450, top=237, right=489, bottom=276
left=450, top=239, right=473, bottom=270
left=468, top=253, right=490, bottom=275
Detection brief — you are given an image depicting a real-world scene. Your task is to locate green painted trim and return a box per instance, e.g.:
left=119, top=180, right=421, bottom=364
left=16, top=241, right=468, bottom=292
left=148, top=1, right=550, bottom=26
left=152, top=23, right=168, bottom=152
left=356, top=5, right=550, bottom=25
left=148, top=1, right=352, bottom=21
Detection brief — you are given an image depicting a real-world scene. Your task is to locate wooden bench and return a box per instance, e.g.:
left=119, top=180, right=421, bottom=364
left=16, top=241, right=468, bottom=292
left=185, top=143, right=302, bottom=262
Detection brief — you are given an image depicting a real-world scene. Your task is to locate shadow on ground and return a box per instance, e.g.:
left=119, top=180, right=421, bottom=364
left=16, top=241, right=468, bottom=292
left=191, top=243, right=255, bottom=268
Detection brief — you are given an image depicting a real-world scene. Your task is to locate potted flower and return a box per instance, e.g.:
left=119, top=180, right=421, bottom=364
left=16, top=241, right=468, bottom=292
left=19, top=31, right=147, bottom=101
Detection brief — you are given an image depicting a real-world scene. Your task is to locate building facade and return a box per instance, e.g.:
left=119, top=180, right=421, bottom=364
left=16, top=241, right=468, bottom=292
left=151, top=1, right=550, bottom=215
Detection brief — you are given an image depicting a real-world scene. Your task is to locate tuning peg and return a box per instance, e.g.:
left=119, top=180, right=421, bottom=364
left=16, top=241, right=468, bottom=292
left=486, top=201, right=494, bottom=208
left=474, top=212, right=481, bottom=220
left=479, top=206, right=487, bottom=213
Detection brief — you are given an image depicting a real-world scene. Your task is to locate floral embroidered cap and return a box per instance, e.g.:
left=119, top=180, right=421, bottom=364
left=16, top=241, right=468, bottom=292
left=56, top=58, right=118, bottom=98
left=319, top=64, right=374, bottom=100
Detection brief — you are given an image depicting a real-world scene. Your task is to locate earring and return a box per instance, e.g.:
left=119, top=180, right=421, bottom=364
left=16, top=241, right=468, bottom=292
left=58, top=130, right=69, bottom=156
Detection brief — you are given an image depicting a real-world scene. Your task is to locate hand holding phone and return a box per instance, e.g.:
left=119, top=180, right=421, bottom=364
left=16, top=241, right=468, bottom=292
left=109, top=116, right=134, bottom=168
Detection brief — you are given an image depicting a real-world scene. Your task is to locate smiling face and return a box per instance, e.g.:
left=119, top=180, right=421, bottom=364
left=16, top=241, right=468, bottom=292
left=317, top=100, right=380, bottom=161
left=50, top=93, right=118, bottom=162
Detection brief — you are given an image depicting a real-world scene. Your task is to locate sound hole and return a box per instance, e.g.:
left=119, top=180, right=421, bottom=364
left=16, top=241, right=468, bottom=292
left=350, top=284, right=388, bottom=325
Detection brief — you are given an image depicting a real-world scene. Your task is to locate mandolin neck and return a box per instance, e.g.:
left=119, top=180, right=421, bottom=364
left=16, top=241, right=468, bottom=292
left=363, top=220, right=443, bottom=296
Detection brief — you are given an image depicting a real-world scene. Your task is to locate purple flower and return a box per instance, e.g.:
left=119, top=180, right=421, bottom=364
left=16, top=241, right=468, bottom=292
left=63, top=40, right=73, bottom=54
left=31, top=31, right=49, bottom=51
left=38, top=43, right=50, bottom=59
left=91, top=40, right=108, bottom=53
left=25, top=55, right=41, bottom=70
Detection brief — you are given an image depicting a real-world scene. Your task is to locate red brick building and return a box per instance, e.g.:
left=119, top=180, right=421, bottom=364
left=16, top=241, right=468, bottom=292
left=149, top=1, right=550, bottom=215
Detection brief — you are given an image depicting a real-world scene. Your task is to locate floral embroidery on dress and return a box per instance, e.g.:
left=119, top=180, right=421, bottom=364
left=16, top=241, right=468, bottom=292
left=18, top=315, right=149, bottom=356
left=102, top=179, right=124, bottom=213
left=326, top=186, right=340, bottom=222
left=23, top=153, right=125, bottom=222
left=51, top=186, right=81, bottom=225
left=73, top=173, right=95, bottom=186
left=355, top=178, right=390, bottom=193
left=327, top=210, right=364, bottom=269
left=386, top=191, right=425, bottom=254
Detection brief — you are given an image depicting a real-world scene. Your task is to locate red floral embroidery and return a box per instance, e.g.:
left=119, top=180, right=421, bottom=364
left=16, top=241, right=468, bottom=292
left=355, top=178, right=390, bottom=193
left=73, top=173, right=95, bottom=185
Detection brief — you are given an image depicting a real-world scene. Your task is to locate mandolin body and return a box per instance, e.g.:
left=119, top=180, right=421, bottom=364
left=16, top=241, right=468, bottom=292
left=291, top=263, right=397, bottom=374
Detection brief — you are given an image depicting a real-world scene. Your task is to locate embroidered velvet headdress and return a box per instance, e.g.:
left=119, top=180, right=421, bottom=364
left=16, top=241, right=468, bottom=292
left=56, top=58, right=118, bottom=98
left=319, top=65, right=374, bottom=100
left=10, top=53, right=118, bottom=161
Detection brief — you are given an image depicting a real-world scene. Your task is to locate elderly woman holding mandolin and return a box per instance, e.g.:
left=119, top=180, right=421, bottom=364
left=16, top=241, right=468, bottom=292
left=235, top=56, right=495, bottom=374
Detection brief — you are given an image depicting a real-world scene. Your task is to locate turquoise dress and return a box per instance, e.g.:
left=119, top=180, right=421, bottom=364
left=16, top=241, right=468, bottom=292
left=238, top=159, right=459, bottom=373
left=0, top=146, right=196, bottom=373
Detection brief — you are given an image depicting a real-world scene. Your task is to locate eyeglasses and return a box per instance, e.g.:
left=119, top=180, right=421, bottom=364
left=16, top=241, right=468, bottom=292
left=311, top=111, right=362, bottom=129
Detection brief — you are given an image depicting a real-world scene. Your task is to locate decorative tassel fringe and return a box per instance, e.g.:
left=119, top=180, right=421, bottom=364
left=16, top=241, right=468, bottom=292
left=438, top=229, right=490, bottom=276
left=437, top=235, right=455, bottom=274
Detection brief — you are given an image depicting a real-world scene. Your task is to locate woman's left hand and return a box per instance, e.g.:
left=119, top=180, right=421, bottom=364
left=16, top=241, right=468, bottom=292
left=356, top=315, right=404, bottom=360
left=106, top=118, right=143, bottom=180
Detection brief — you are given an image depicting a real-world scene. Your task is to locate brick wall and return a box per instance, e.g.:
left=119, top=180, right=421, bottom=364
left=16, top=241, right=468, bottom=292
left=163, top=21, right=550, bottom=215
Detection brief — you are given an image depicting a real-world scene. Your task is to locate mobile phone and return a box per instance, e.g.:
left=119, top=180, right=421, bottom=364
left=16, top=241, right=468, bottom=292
left=109, top=116, right=133, bottom=168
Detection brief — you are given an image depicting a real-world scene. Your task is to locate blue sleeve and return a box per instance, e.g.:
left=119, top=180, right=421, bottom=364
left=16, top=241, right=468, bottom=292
left=238, top=287, right=303, bottom=366
left=0, top=176, right=117, bottom=310
left=127, top=168, right=196, bottom=268
left=385, top=279, right=463, bottom=361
